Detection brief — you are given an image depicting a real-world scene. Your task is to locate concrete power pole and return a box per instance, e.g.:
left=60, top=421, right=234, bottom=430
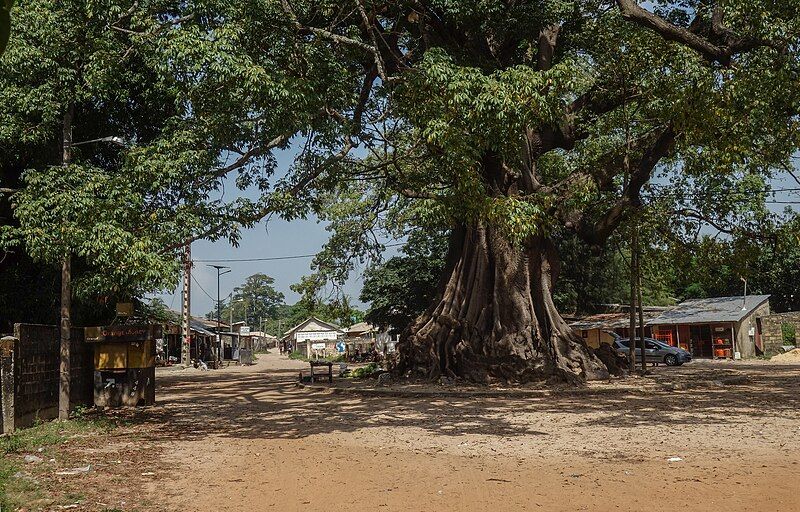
left=181, top=244, right=192, bottom=366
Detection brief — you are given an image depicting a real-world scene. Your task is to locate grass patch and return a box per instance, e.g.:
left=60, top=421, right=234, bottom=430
left=0, top=416, right=115, bottom=455
left=288, top=350, right=309, bottom=361
left=0, top=415, right=117, bottom=510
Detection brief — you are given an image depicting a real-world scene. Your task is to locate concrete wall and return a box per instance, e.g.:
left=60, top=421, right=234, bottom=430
left=760, top=311, right=800, bottom=356
left=1, top=324, right=93, bottom=432
left=736, top=301, right=771, bottom=358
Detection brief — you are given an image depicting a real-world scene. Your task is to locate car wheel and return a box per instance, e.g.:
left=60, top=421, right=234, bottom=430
left=664, top=354, right=678, bottom=366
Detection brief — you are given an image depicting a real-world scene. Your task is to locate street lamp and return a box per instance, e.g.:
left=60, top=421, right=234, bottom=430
left=234, top=297, right=248, bottom=325
left=741, top=277, right=748, bottom=311
left=59, top=128, right=129, bottom=420
left=208, top=265, right=231, bottom=362
left=71, top=135, right=128, bottom=147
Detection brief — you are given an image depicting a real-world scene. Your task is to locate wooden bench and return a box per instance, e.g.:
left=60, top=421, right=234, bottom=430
left=308, top=360, right=333, bottom=383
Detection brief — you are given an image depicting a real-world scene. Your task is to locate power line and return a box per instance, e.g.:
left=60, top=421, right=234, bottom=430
left=191, top=274, right=216, bottom=301
left=193, top=242, right=405, bottom=263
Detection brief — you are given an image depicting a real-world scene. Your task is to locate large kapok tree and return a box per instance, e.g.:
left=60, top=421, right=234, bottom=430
left=158, top=0, right=800, bottom=384
left=7, top=1, right=798, bottom=383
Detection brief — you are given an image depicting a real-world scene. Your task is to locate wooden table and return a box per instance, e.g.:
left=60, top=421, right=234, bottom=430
left=309, top=360, right=333, bottom=383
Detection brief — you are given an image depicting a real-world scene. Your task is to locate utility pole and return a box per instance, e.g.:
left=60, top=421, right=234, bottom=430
left=209, top=265, right=230, bottom=362
left=628, top=227, right=638, bottom=373
left=636, top=224, right=646, bottom=373
left=59, top=105, right=74, bottom=421
left=181, top=243, right=192, bottom=366
left=56, top=121, right=126, bottom=417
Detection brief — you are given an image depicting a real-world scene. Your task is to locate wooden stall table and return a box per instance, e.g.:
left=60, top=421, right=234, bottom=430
left=309, top=360, right=333, bottom=383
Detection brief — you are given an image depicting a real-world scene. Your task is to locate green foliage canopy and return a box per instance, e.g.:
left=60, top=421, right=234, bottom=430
left=3, top=0, right=800, bottom=312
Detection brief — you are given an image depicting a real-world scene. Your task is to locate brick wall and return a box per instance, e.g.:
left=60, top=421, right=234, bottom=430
left=760, top=312, right=800, bottom=356
left=1, top=324, right=93, bottom=431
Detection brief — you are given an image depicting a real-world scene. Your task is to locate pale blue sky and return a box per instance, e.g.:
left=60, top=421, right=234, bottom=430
left=153, top=215, right=375, bottom=319
left=152, top=143, right=399, bottom=319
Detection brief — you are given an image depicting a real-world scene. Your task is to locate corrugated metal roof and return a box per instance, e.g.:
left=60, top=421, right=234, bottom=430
left=570, top=311, right=667, bottom=330
left=282, top=316, right=344, bottom=338
left=346, top=321, right=376, bottom=334
left=189, top=318, right=216, bottom=337
left=648, top=295, right=770, bottom=325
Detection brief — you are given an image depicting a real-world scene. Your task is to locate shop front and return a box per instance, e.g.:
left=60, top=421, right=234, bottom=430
left=647, top=295, right=770, bottom=359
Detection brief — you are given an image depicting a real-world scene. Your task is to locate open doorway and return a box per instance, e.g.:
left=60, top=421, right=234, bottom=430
left=689, top=324, right=713, bottom=358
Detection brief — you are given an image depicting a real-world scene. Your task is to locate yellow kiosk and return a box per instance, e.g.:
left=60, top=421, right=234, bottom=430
left=85, top=324, right=158, bottom=407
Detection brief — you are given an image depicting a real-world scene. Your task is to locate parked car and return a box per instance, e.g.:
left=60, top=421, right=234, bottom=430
left=612, top=337, right=692, bottom=366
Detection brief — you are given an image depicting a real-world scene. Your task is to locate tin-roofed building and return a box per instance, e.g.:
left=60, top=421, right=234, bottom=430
left=569, top=306, right=671, bottom=349
left=282, top=317, right=345, bottom=358
left=647, top=295, right=770, bottom=359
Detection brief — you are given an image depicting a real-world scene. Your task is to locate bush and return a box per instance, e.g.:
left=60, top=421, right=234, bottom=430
left=288, top=351, right=308, bottom=361
left=781, top=322, right=797, bottom=344
left=350, top=362, right=379, bottom=379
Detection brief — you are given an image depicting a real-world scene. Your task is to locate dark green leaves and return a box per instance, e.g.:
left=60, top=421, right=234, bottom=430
left=0, top=0, right=13, bottom=56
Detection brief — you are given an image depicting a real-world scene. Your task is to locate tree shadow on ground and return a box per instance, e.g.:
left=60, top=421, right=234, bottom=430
left=126, top=361, right=800, bottom=446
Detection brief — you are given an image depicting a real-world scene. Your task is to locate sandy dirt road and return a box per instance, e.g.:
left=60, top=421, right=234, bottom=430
left=118, top=352, right=800, bottom=512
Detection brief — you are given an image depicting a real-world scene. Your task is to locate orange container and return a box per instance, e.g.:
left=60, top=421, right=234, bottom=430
left=714, top=348, right=728, bottom=358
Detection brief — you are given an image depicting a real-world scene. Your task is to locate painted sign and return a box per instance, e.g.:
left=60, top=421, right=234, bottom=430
left=311, top=342, right=326, bottom=350
left=335, top=341, right=345, bottom=353
left=85, top=324, right=160, bottom=344
left=296, top=331, right=339, bottom=341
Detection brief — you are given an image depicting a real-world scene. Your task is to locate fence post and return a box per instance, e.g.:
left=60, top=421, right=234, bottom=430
left=1, top=335, right=17, bottom=434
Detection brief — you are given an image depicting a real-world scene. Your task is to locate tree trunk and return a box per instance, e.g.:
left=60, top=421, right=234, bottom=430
left=59, top=105, right=73, bottom=420
left=396, top=223, right=610, bottom=385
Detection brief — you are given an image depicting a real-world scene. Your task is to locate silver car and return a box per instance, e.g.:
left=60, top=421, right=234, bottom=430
left=612, top=337, right=692, bottom=366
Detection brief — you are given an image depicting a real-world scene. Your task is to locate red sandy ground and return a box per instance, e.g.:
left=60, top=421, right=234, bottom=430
left=18, top=352, right=800, bottom=511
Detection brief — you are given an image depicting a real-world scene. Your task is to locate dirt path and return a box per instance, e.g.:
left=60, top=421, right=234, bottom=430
left=112, top=352, right=800, bottom=512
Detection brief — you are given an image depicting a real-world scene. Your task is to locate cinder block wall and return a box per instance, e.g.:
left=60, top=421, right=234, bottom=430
left=10, top=324, right=93, bottom=428
left=760, top=312, right=800, bottom=356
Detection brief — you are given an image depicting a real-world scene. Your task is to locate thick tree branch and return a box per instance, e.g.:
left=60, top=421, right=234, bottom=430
left=355, top=0, right=390, bottom=83
left=670, top=207, right=774, bottom=241
left=616, top=0, right=771, bottom=65
left=537, top=24, right=560, bottom=72
left=536, top=89, right=642, bottom=154
left=281, top=0, right=397, bottom=83
left=577, top=126, right=676, bottom=245
left=211, top=133, right=290, bottom=178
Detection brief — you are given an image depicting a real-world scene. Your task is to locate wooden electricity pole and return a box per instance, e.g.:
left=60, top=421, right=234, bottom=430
left=636, top=224, right=646, bottom=373
left=628, top=230, right=638, bottom=373
left=59, top=106, right=73, bottom=421
left=181, top=243, right=192, bottom=366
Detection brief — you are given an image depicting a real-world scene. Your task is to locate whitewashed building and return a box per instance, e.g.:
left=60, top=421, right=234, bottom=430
left=282, top=317, right=345, bottom=358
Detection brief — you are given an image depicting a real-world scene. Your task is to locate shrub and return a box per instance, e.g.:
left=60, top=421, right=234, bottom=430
left=781, top=322, right=797, bottom=344
left=288, top=351, right=308, bottom=361
left=350, top=362, right=379, bottom=379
